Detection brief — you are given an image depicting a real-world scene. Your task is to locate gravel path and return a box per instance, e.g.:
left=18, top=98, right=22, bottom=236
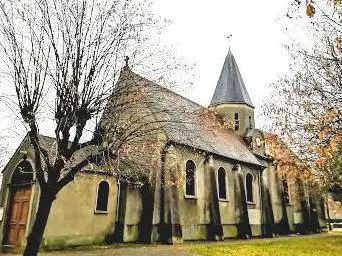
left=8, top=233, right=332, bottom=256
left=8, top=244, right=198, bottom=256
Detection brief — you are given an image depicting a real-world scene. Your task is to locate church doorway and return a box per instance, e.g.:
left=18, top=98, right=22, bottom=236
left=3, top=159, right=34, bottom=246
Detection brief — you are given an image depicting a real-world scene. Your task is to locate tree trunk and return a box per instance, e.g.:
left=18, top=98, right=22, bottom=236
left=23, top=191, right=55, bottom=256
left=325, top=195, right=332, bottom=231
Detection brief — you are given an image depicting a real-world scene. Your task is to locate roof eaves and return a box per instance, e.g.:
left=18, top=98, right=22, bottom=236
left=210, top=101, right=255, bottom=108
left=168, top=139, right=265, bottom=169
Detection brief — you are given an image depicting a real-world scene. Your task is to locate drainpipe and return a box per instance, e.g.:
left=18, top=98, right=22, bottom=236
left=259, top=169, right=264, bottom=236
left=115, top=180, right=121, bottom=223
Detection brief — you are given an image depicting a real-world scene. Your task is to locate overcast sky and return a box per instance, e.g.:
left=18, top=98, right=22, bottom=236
left=0, top=0, right=295, bottom=169
left=153, top=0, right=293, bottom=120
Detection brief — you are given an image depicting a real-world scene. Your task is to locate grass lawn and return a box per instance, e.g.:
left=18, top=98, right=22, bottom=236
left=191, top=233, right=342, bottom=256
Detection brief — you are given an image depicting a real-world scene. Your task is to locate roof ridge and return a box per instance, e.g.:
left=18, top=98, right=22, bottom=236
left=115, top=69, right=263, bottom=167
left=125, top=69, right=205, bottom=109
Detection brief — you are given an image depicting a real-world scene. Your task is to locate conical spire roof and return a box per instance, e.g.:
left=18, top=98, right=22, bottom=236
left=210, top=49, right=254, bottom=108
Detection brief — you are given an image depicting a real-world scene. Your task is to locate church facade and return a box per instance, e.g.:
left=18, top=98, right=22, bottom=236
left=0, top=50, right=327, bottom=250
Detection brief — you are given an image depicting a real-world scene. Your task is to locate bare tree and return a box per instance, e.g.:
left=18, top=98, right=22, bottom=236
left=0, top=135, right=8, bottom=186
left=0, top=0, right=199, bottom=255
left=264, top=1, right=342, bottom=193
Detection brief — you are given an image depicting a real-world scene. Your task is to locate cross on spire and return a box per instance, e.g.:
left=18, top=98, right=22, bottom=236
left=123, top=56, right=130, bottom=70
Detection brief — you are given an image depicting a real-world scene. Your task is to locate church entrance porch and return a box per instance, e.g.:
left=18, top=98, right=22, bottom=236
left=4, top=184, right=32, bottom=246
left=2, top=157, right=34, bottom=247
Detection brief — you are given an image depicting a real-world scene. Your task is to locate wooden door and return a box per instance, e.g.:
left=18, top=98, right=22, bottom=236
left=5, top=185, right=32, bottom=245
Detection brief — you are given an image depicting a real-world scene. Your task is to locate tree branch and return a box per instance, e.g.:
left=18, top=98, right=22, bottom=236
left=56, top=149, right=116, bottom=192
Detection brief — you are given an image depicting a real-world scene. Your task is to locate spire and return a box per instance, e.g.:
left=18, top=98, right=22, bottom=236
left=210, top=49, right=254, bottom=108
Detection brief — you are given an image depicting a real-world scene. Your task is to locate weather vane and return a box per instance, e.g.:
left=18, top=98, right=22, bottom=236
left=226, top=33, right=232, bottom=49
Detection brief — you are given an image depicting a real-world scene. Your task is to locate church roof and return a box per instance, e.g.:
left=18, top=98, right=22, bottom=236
left=210, top=49, right=254, bottom=108
left=1, top=134, right=108, bottom=175
left=119, top=70, right=263, bottom=168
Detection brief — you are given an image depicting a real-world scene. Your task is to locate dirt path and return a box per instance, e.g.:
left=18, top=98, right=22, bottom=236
left=37, top=245, right=197, bottom=256
left=8, top=233, right=336, bottom=256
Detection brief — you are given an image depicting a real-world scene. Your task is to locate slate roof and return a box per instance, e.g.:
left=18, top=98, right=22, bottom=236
left=210, top=49, right=254, bottom=108
left=37, top=135, right=103, bottom=171
left=122, top=70, right=263, bottom=167
left=1, top=134, right=104, bottom=174
left=3, top=67, right=263, bottom=174
left=1, top=134, right=55, bottom=174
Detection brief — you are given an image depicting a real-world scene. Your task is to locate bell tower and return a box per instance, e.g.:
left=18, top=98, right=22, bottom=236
left=209, top=49, right=254, bottom=137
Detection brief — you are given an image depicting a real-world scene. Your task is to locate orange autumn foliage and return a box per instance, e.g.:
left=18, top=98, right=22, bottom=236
left=314, top=109, right=342, bottom=169
left=265, top=133, right=313, bottom=181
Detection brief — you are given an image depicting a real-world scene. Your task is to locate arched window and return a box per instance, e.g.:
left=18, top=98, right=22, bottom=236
left=96, top=181, right=109, bottom=212
left=12, top=159, right=33, bottom=184
left=234, top=112, right=240, bottom=131
left=246, top=173, right=254, bottom=202
left=185, top=160, right=196, bottom=197
left=282, top=176, right=290, bottom=204
left=217, top=167, right=227, bottom=200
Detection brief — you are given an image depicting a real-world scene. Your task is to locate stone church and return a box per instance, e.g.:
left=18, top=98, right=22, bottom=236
left=0, top=50, right=326, bottom=250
